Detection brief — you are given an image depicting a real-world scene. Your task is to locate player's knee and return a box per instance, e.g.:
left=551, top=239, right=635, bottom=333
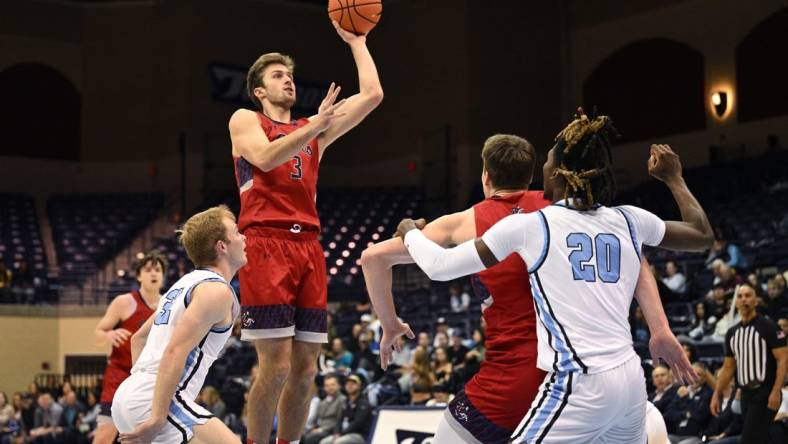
left=359, top=247, right=377, bottom=267
left=290, top=356, right=318, bottom=381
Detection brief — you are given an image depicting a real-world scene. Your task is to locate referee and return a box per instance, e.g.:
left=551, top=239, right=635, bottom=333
left=711, top=283, right=788, bottom=443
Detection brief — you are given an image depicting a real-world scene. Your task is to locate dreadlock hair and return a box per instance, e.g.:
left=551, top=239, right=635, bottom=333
left=551, top=108, right=619, bottom=210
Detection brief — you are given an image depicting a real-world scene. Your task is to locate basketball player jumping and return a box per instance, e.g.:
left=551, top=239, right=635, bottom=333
left=362, top=133, right=701, bottom=443
left=113, top=205, right=247, bottom=443
left=228, top=20, right=383, bottom=444
left=93, top=251, right=166, bottom=444
left=396, top=112, right=714, bottom=443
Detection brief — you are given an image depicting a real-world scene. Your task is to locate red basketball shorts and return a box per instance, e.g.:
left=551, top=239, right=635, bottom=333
left=239, top=227, right=328, bottom=343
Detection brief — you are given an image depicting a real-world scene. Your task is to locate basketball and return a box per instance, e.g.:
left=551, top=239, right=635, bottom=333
left=328, top=0, right=382, bottom=35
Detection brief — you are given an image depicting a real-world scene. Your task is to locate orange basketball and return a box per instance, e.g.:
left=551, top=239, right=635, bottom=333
left=328, top=0, right=382, bottom=36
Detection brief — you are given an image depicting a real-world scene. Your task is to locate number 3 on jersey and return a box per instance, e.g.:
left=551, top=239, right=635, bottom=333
left=290, top=155, right=302, bottom=180
left=154, top=288, right=183, bottom=325
left=566, top=233, right=621, bottom=283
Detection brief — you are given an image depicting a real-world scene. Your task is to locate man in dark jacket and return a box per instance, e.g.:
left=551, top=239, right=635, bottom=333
left=649, top=365, right=679, bottom=430
left=320, top=374, right=372, bottom=444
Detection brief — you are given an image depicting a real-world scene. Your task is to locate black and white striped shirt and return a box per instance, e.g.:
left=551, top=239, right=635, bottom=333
left=724, top=315, right=786, bottom=388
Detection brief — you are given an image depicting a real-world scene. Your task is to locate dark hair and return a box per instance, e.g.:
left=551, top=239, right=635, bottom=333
left=481, top=134, right=536, bottom=190
left=552, top=108, right=619, bottom=210
left=135, top=251, right=168, bottom=277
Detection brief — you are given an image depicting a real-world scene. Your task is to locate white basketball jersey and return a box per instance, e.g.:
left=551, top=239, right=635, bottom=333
left=132, top=269, right=239, bottom=401
left=482, top=200, right=665, bottom=374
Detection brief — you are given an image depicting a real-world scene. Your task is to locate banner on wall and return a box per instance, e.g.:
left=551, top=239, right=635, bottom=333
left=368, top=406, right=445, bottom=444
left=208, top=62, right=328, bottom=116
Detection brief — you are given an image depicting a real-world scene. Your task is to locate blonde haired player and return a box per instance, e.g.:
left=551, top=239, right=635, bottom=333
left=112, top=206, right=247, bottom=443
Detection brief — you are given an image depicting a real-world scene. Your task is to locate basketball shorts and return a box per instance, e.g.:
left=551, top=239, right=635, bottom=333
left=239, top=227, right=328, bottom=343
left=98, top=364, right=130, bottom=424
left=112, top=372, right=212, bottom=444
left=511, top=355, right=647, bottom=443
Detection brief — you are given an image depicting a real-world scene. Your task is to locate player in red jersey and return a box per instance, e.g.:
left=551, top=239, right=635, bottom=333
left=92, top=251, right=165, bottom=444
left=228, top=20, right=383, bottom=444
left=361, top=135, right=696, bottom=443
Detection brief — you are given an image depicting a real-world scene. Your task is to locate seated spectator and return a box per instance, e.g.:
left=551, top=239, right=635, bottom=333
left=17, top=392, right=35, bottom=437
left=688, top=302, right=714, bottom=340
left=351, top=333, right=379, bottom=382
left=433, top=331, right=449, bottom=350
left=403, top=346, right=434, bottom=405
left=447, top=332, right=469, bottom=366
left=57, top=382, right=73, bottom=406
left=707, top=284, right=729, bottom=321
left=303, top=375, right=346, bottom=444
left=320, top=374, right=372, bottom=444
left=346, top=324, right=363, bottom=355
left=665, top=362, right=715, bottom=443
left=470, top=328, right=486, bottom=361
left=330, top=338, right=354, bottom=371
left=197, top=386, right=227, bottom=421
left=388, top=336, right=413, bottom=369
left=705, top=235, right=748, bottom=271
left=449, top=282, right=470, bottom=313
left=649, top=366, right=679, bottom=428
left=0, top=392, right=14, bottom=443
left=416, top=332, right=433, bottom=356
left=701, top=378, right=741, bottom=444
left=680, top=342, right=697, bottom=365
left=78, top=391, right=101, bottom=439
left=778, top=317, right=788, bottom=337
left=631, top=306, right=650, bottom=346
left=432, top=347, right=453, bottom=387
left=762, top=277, right=788, bottom=321
left=28, top=393, right=63, bottom=444
left=59, top=391, right=85, bottom=442
left=662, top=261, right=688, bottom=295
left=0, top=263, right=11, bottom=302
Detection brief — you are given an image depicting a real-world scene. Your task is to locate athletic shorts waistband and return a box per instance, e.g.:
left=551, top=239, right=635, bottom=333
left=242, top=226, right=319, bottom=241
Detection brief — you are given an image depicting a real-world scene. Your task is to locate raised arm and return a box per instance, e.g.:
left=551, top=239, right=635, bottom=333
left=362, top=210, right=472, bottom=368
left=316, top=21, right=384, bottom=154
left=95, top=294, right=132, bottom=347
left=118, top=282, right=234, bottom=443
left=648, top=144, right=714, bottom=251
left=634, top=256, right=697, bottom=384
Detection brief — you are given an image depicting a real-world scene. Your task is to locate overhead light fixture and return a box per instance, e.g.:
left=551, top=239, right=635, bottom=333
left=712, top=91, right=728, bottom=118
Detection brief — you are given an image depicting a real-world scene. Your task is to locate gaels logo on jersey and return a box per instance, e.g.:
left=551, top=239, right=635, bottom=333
left=511, top=206, right=524, bottom=214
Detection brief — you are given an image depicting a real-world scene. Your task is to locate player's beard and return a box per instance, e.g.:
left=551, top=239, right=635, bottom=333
left=271, top=91, right=296, bottom=109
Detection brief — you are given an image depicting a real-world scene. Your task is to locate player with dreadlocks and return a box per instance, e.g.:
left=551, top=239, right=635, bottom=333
left=395, top=108, right=715, bottom=442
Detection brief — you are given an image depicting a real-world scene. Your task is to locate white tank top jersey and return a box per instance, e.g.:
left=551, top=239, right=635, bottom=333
left=132, top=269, right=239, bottom=401
left=481, top=200, right=666, bottom=374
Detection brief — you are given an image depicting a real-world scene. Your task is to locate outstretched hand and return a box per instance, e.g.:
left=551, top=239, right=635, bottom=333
left=649, top=329, right=698, bottom=385
left=332, top=20, right=367, bottom=44
left=379, top=320, right=415, bottom=370
left=648, top=144, right=683, bottom=182
left=314, top=82, right=347, bottom=132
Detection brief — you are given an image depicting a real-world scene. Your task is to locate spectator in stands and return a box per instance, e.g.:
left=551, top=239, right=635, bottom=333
left=705, top=231, right=748, bottom=271
left=347, top=324, right=363, bottom=355
left=769, top=379, right=788, bottom=444
left=778, top=318, right=788, bottom=337
left=688, top=302, right=715, bottom=340
left=59, top=391, right=85, bottom=441
left=432, top=347, right=453, bottom=387
left=433, top=331, right=449, bottom=350
left=470, top=328, right=486, bottom=361
left=197, top=386, right=227, bottom=422
left=28, top=392, right=63, bottom=443
left=701, top=377, right=741, bottom=444
left=0, top=392, right=14, bottom=443
left=447, top=332, right=469, bottom=366
left=79, top=391, right=101, bottom=439
left=747, top=273, right=766, bottom=295
left=18, top=392, right=35, bottom=437
left=389, top=335, right=412, bottom=369
left=174, top=257, right=189, bottom=279
left=663, top=261, right=688, bottom=295
left=352, top=332, right=379, bottom=381
left=681, top=342, right=697, bottom=365
left=331, top=338, right=354, bottom=371
left=416, top=331, right=433, bottom=355
left=708, top=284, right=730, bottom=322
left=631, top=306, right=650, bottom=346
left=320, top=374, right=371, bottom=444
left=716, top=264, right=743, bottom=294
left=449, top=282, right=470, bottom=313
left=0, top=263, right=11, bottom=302
left=762, top=277, right=788, bottom=321
left=303, top=375, right=346, bottom=444
left=405, top=346, right=434, bottom=405
left=57, top=381, right=73, bottom=406
left=666, top=362, right=715, bottom=443
left=649, top=366, right=679, bottom=428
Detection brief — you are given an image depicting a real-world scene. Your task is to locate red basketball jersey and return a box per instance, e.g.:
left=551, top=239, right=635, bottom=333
left=464, top=190, right=551, bottom=431
left=107, top=290, right=155, bottom=372
left=234, top=113, right=321, bottom=233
